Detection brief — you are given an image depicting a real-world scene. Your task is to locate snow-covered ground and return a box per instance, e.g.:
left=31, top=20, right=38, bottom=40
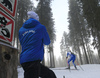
left=18, top=64, right=100, bottom=78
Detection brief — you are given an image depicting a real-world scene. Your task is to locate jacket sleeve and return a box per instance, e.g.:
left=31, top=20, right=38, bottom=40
left=42, top=26, right=50, bottom=45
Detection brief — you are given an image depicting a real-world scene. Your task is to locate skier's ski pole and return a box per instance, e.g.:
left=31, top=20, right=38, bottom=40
left=75, top=60, right=84, bottom=71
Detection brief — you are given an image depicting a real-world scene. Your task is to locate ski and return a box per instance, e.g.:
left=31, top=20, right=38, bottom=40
left=52, top=68, right=79, bottom=70
left=66, top=68, right=79, bottom=70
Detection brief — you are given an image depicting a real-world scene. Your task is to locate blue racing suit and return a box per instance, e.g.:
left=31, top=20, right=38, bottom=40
left=66, top=52, right=76, bottom=67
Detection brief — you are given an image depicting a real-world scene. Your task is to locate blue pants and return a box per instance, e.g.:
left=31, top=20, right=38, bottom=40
left=68, top=56, right=76, bottom=67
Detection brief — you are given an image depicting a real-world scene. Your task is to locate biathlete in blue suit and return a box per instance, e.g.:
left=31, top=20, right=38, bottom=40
left=66, top=51, right=77, bottom=69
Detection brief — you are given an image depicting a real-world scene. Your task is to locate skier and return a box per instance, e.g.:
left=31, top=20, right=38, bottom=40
left=19, top=11, right=56, bottom=78
left=66, top=51, right=77, bottom=69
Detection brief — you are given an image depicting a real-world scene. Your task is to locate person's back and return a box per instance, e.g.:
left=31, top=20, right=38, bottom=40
left=67, top=52, right=76, bottom=58
left=19, top=18, right=50, bottom=64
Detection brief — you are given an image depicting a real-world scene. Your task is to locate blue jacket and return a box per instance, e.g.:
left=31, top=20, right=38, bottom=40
left=19, top=18, right=50, bottom=64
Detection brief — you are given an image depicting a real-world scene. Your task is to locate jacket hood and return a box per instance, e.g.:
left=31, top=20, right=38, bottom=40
left=22, top=18, right=40, bottom=28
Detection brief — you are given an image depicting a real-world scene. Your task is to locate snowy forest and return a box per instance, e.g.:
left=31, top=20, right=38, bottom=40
left=13, top=0, right=100, bottom=68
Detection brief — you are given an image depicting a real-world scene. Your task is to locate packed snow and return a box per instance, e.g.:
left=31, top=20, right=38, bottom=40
left=18, top=64, right=100, bottom=78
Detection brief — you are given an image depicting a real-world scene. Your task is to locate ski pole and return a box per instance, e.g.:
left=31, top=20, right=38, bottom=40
left=75, top=60, right=84, bottom=71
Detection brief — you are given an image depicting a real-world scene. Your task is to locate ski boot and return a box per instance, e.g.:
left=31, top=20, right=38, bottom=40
left=74, top=66, right=77, bottom=69
left=66, top=65, right=70, bottom=69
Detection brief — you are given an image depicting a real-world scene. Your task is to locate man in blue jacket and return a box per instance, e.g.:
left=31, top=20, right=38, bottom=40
left=19, top=11, right=56, bottom=78
left=66, top=51, right=77, bottom=69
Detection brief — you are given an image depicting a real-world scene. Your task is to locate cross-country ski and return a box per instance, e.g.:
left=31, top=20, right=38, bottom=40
left=51, top=68, right=79, bottom=70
